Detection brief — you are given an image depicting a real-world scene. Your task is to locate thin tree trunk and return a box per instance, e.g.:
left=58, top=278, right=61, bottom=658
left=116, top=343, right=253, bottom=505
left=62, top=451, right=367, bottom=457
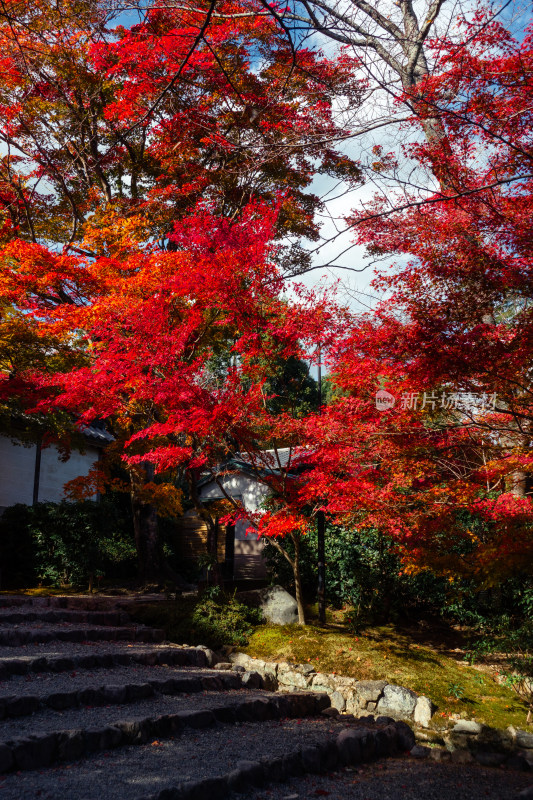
left=130, top=465, right=161, bottom=584
left=292, top=534, right=306, bottom=625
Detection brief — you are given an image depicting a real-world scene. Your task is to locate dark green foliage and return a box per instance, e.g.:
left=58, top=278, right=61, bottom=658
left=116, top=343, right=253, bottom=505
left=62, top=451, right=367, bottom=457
left=132, top=587, right=264, bottom=649
left=264, top=356, right=318, bottom=416
left=191, top=586, right=264, bottom=648
left=264, top=523, right=449, bottom=626
left=0, top=499, right=136, bottom=589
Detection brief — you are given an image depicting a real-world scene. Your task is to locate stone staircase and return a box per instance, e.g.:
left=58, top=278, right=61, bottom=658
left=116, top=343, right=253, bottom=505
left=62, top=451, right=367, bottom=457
left=0, top=595, right=413, bottom=800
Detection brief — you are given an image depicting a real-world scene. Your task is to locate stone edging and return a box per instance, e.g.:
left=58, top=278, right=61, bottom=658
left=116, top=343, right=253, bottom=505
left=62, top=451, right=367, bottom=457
left=0, top=691, right=328, bottom=773
left=137, top=718, right=416, bottom=800
left=223, top=652, right=533, bottom=771
left=226, top=651, right=434, bottom=726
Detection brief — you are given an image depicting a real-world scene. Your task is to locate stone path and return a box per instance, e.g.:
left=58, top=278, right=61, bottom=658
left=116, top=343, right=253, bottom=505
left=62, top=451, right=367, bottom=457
left=0, top=594, right=414, bottom=800
left=0, top=595, right=529, bottom=800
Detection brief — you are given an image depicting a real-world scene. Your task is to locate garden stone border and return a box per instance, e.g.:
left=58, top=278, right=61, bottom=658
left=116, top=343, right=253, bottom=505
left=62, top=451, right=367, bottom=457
left=226, top=651, right=533, bottom=772
left=0, top=692, right=330, bottom=773
left=137, top=717, right=416, bottom=800
left=227, top=652, right=435, bottom=726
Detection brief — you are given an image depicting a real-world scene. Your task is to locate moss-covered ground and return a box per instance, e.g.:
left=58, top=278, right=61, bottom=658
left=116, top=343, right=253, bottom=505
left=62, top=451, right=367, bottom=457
left=244, top=616, right=530, bottom=731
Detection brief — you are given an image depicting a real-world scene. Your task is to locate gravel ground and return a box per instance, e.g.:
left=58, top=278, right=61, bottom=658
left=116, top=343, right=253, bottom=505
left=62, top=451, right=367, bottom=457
left=0, top=664, right=216, bottom=698
left=0, top=687, right=274, bottom=739
left=0, top=641, right=175, bottom=661
left=0, top=716, right=341, bottom=800
left=246, top=758, right=533, bottom=800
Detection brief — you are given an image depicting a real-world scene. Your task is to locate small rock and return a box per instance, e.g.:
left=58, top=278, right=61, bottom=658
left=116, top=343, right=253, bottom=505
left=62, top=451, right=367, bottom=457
left=450, top=749, right=474, bottom=764
left=430, top=748, right=451, bottom=762
left=214, top=662, right=233, bottom=670
left=506, top=755, right=532, bottom=772
left=517, top=732, right=533, bottom=750
left=330, top=691, right=346, bottom=712
left=321, top=707, right=340, bottom=718
left=241, top=671, right=263, bottom=690
left=474, top=751, right=507, bottom=767
left=410, top=745, right=431, bottom=759
left=355, top=680, right=388, bottom=703
left=453, top=720, right=482, bottom=734
left=413, top=696, right=434, bottom=728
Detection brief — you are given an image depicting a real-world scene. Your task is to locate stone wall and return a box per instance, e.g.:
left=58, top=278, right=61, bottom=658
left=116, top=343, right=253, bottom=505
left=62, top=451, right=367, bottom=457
left=227, top=652, right=434, bottom=727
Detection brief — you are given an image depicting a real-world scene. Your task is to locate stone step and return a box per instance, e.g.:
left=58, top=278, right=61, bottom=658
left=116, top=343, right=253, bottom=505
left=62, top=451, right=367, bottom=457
left=0, top=713, right=409, bottom=800
left=0, top=623, right=165, bottom=647
left=0, top=595, right=136, bottom=611
left=0, top=666, right=243, bottom=719
left=0, top=609, right=131, bottom=626
left=0, top=691, right=330, bottom=775
left=0, top=643, right=209, bottom=678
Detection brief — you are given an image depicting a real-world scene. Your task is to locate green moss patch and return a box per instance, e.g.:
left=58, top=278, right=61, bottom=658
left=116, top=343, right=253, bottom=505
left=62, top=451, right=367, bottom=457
left=245, top=622, right=530, bottom=730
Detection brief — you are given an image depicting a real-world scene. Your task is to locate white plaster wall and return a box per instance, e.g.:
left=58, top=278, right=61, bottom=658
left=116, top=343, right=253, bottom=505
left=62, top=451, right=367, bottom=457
left=0, top=436, right=100, bottom=508
left=198, top=473, right=270, bottom=512
left=198, top=473, right=271, bottom=543
left=38, top=445, right=99, bottom=503
left=0, top=437, right=35, bottom=507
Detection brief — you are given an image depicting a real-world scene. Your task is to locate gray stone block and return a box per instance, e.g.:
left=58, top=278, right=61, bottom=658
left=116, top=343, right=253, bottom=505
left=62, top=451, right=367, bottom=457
left=518, top=732, right=533, bottom=749
left=506, top=754, right=532, bottom=772
left=474, top=751, right=507, bottom=767
left=0, top=744, right=13, bottom=773
left=174, top=709, right=215, bottom=729
left=375, top=726, right=397, bottom=757
left=57, top=729, right=85, bottom=761
left=260, top=755, right=284, bottom=782
left=236, top=760, right=265, bottom=785
left=336, top=729, right=362, bottom=765
left=13, top=734, right=57, bottom=770
left=355, top=680, right=388, bottom=703
left=395, top=721, right=415, bottom=752
left=429, top=748, right=451, bottom=762
left=78, top=687, right=104, bottom=706
left=278, top=670, right=309, bottom=689
left=330, top=691, right=346, bottom=712
left=102, top=684, right=128, bottom=704
left=453, top=720, right=482, bottom=734
left=413, top=696, right=434, bottom=728
left=126, top=683, right=154, bottom=701
left=248, top=585, right=299, bottom=625
left=6, top=695, right=40, bottom=717
left=410, top=744, right=431, bottom=758
left=301, top=745, right=323, bottom=773
left=47, top=691, right=77, bottom=711
left=182, top=777, right=229, bottom=800
left=212, top=705, right=236, bottom=724
left=376, top=685, right=418, bottom=719
left=282, top=751, right=304, bottom=777
left=115, top=719, right=151, bottom=744
left=241, top=671, right=263, bottom=690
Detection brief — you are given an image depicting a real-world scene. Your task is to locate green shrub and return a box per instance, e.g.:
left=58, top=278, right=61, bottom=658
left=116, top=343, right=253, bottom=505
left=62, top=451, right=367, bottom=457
left=133, top=587, right=264, bottom=650
left=190, top=587, right=264, bottom=648
left=263, top=523, right=449, bottom=625
left=0, top=499, right=136, bottom=589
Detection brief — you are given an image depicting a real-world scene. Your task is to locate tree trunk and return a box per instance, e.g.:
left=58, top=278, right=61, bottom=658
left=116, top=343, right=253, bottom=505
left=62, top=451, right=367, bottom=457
left=292, top=534, right=306, bottom=625
left=130, top=465, right=161, bottom=584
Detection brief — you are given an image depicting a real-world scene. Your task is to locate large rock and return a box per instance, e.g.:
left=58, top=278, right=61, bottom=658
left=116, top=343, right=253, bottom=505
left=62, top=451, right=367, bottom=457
left=376, top=684, right=418, bottom=719
left=239, top=585, right=299, bottom=625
